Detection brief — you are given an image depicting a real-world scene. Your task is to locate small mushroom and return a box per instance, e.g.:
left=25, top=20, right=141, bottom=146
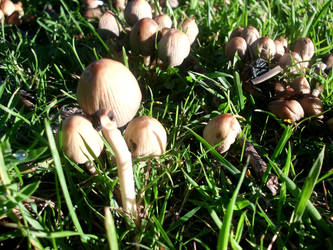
left=241, top=25, right=260, bottom=46
left=124, top=116, right=167, bottom=159
left=129, top=17, right=159, bottom=57
left=158, top=28, right=191, bottom=67
left=84, top=0, right=103, bottom=18
left=154, top=14, right=172, bottom=30
left=62, top=115, right=104, bottom=175
left=225, top=36, right=247, bottom=60
left=298, top=95, right=323, bottom=119
left=125, top=0, right=152, bottom=26
left=98, top=11, right=121, bottom=40
left=290, top=76, right=311, bottom=94
left=278, top=51, right=304, bottom=73
left=325, top=53, right=333, bottom=71
left=77, top=58, right=142, bottom=218
left=274, top=39, right=286, bottom=59
left=268, top=99, right=304, bottom=123
left=0, top=0, right=15, bottom=16
left=181, top=18, right=199, bottom=45
left=159, top=0, right=179, bottom=8
left=250, top=37, right=276, bottom=60
left=229, top=27, right=244, bottom=40
left=203, top=113, right=242, bottom=154
left=293, top=37, right=314, bottom=62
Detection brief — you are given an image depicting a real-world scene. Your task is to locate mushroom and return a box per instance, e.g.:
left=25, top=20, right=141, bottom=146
left=290, top=76, right=311, bottom=94
left=158, top=28, right=191, bottom=67
left=241, top=25, right=260, bottom=46
left=229, top=27, right=244, bottom=40
left=250, top=37, right=276, bottom=60
left=62, top=115, right=104, bottom=175
left=77, top=59, right=142, bottom=218
left=84, top=0, right=103, bottom=18
left=298, top=95, right=323, bottom=119
left=203, top=113, right=279, bottom=195
left=125, top=0, right=152, bottom=26
left=181, top=18, right=199, bottom=45
left=129, top=17, right=159, bottom=63
left=159, top=0, right=179, bottom=8
left=325, top=53, right=333, bottom=71
left=0, top=0, right=15, bottom=16
left=203, top=113, right=242, bottom=154
left=154, top=14, right=172, bottom=30
left=293, top=37, right=314, bottom=63
left=225, top=36, right=247, bottom=60
left=98, top=11, right=121, bottom=40
left=268, top=99, right=304, bottom=123
left=124, top=116, right=167, bottom=159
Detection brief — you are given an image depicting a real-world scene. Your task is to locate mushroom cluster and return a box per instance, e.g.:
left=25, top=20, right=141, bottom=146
left=94, top=0, right=199, bottom=67
left=225, top=25, right=327, bottom=124
left=60, top=58, right=168, bottom=221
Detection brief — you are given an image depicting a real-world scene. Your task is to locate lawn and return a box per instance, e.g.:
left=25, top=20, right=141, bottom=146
left=0, top=0, right=332, bottom=249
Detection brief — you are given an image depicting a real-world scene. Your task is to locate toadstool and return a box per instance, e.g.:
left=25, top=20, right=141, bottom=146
left=77, top=58, right=142, bottom=218
left=181, top=18, right=199, bottom=45
left=225, top=36, right=247, bottom=60
left=125, top=0, right=152, bottom=26
left=124, top=116, right=167, bottom=159
left=62, top=115, right=104, bottom=175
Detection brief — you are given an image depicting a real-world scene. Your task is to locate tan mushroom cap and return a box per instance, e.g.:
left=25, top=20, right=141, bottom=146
left=225, top=36, right=247, bottom=60
left=62, top=115, right=104, bottom=164
left=181, top=18, right=199, bottom=45
left=130, top=17, right=159, bottom=56
left=154, top=14, right=172, bottom=30
left=268, top=99, right=304, bottom=123
left=0, top=0, right=15, bottom=16
left=290, top=76, right=311, bottom=94
left=241, top=26, right=260, bottom=46
left=293, top=37, right=314, bottom=61
left=125, top=0, right=152, bottom=26
left=98, top=11, right=121, bottom=38
left=124, top=116, right=167, bottom=158
left=250, top=37, right=276, bottom=60
left=203, top=113, right=242, bottom=154
left=77, top=58, right=142, bottom=127
left=158, top=28, right=191, bottom=67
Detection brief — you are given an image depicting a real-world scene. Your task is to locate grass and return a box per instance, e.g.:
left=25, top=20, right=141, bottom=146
left=0, top=0, right=333, bottom=249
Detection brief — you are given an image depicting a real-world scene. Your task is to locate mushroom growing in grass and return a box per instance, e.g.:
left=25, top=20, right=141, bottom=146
left=290, top=76, right=311, bottom=94
left=181, top=18, right=199, bottom=45
left=268, top=99, right=304, bottom=123
left=62, top=115, right=104, bottom=175
left=154, top=14, right=172, bottom=30
left=225, top=36, right=247, bottom=60
left=158, top=28, right=191, bottom=67
left=129, top=17, right=159, bottom=65
left=250, top=37, right=276, bottom=61
left=230, top=27, right=244, bottom=40
left=98, top=11, right=121, bottom=40
left=293, top=37, right=314, bottom=65
left=241, top=25, right=260, bottom=46
left=77, top=58, right=142, bottom=218
left=203, top=113, right=279, bottom=195
left=124, top=116, right=167, bottom=159
left=125, top=0, right=152, bottom=26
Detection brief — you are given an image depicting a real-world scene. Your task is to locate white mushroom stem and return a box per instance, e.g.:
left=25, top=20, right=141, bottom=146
left=99, top=111, right=137, bottom=219
left=251, top=65, right=283, bottom=85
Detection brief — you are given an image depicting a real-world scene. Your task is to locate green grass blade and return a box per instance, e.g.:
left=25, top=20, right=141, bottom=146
left=152, top=215, right=174, bottom=248
left=270, top=159, right=333, bottom=237
left=217, top=166, right=247, bottom=250
left=291, top=145, right=325, bottom=223
left=44, top=119, right=85, bottom=237
left=104, top=207, right=119, bottom=250
left=186, top=127, right=240, bottom=176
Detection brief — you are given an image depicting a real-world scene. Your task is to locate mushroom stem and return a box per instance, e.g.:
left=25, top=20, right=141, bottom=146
left=240, top=137, right=279, bottom=195
left=99, top=111, right=137, bottom=219
left=251, top=65, right=283, bottom=85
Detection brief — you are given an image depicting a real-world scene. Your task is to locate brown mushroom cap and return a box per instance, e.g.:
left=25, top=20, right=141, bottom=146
left=129, top=17, right=159, bottom=56
left=278, top=51, right=304, bottom=73
left=290, top=76, right=311, bottom=94
left=158, top=28, right=191, bottom=67
left=154, top=14, right=172, bottom=30
left=268, top=99, right=304, bottom=123
left=62, top=115, right=104, bottom=165
left=274, top=39, right=286, bottom=59
left=298, top=95, right=323, bottom=118
left=181, top=18, right=199, bottom=45
left=241, top=26, right=260, bottom=46
left=125, top=0, right=152, bottom=26
left=124, top=116, right=167, bottom=158
left=98, top=11, right=121, bottom=39
left=325, top=53, right=333, bottom=71
left=77, top=59, right=142, bottom=127
left=250, top=37, right=276, bottom=60
left=230, top=27, right=244, bottom=40
left=293, top=37, right=314, bottom=61
left=225, top=36, right=247, bottom=60
left=203, top=113, right=242, bottom=154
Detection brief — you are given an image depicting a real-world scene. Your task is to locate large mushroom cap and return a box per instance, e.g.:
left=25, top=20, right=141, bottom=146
left=62, top=115, right=104, bottom=165
left=77, top=59, right=142, bottom=127
left=124, top=116, right=167, bottom=158
left=203, top=113, right=242, bottom=154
